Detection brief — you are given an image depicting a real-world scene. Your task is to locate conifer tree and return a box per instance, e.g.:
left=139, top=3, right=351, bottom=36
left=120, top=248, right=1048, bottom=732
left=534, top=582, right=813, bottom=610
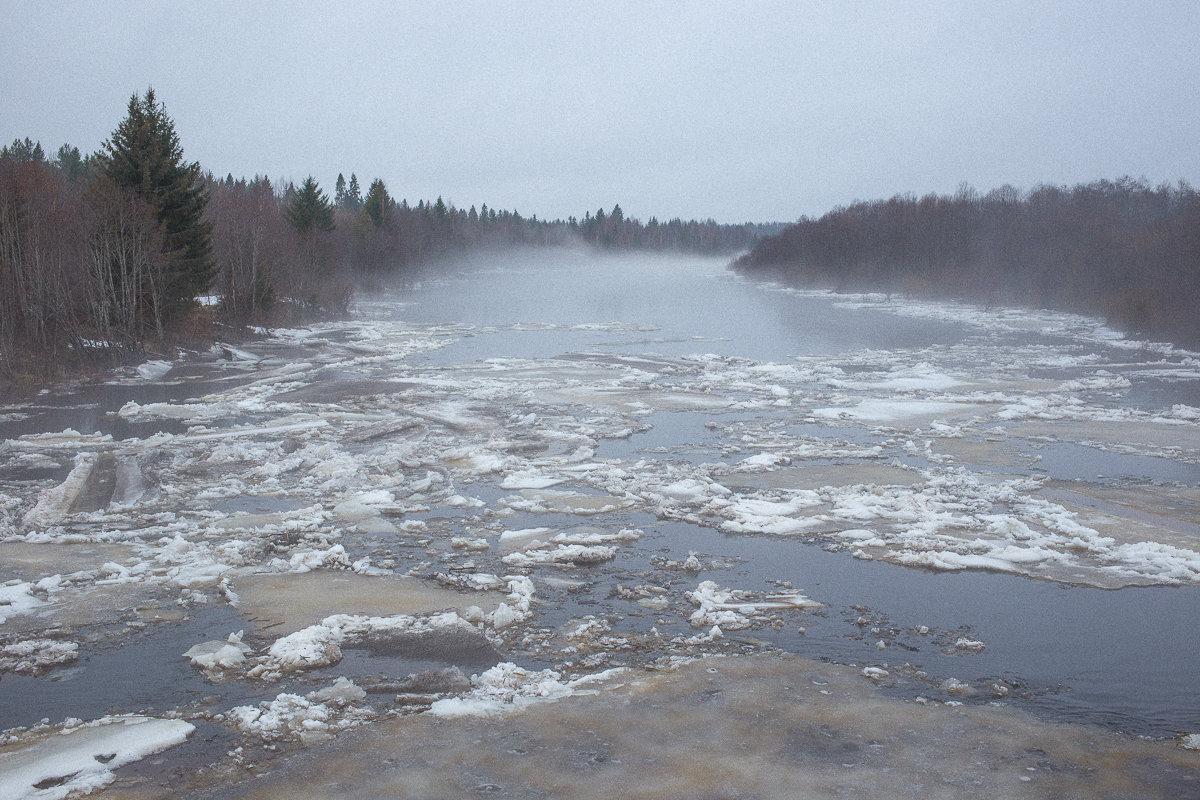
left=362, top=179, right=393, bottom=228
left=334, top=173, right=348, bottom=209
left=285, top=176, right=335, bottom=233
left=1, top=137, right=46, bottom=163
left=55, top=144, right=87, bottom=182
left=96, top=88, right=214, bottom=324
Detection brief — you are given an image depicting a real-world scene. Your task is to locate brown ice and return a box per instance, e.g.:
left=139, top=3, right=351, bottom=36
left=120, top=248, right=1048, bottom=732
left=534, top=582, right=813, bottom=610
left=105, top=654, right=1200, bottom=799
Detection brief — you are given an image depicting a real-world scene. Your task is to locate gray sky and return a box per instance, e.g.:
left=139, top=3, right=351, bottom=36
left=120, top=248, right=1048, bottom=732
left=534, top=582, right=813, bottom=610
left=3, top=1, right=1198, bottom=223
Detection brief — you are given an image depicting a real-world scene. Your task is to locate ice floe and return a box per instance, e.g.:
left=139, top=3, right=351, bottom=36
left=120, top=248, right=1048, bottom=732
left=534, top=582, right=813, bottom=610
left=427, top=661, right=625, bottom=718
left=0, top=715, right=193, bottom=800
left=0, top=638, right=78, bottom=676
left=247, top=610, right=484, bottom=680
left=226, top=677, right=373, bottom=743
left=183, top=631, right=252, bottom=672
left=687, top=580, right=821, bottom=630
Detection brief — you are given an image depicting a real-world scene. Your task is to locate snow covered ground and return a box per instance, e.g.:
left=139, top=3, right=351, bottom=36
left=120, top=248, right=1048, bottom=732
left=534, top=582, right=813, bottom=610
left=1, top=253, right=1198, bottom=795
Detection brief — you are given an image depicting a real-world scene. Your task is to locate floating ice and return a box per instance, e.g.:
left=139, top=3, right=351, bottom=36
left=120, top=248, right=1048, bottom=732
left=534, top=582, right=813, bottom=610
left=134, top=360, right=173, bottom=380
left=227, top=677, right=372, bottom=743
left=0, top=581, right=49, bottom=624
left=502, top=543, right=619, bottom=567
left=813, top=399, right=978, bottom=423
left=687, top=580, right=821, bottom=629
left=183, top=631, right=252, bottom=671
left=952, top=637, right=986, bottom=652
left=249, top=611, right=478, bottom=679
left=499, top=470, right=568, bottom=489
left=0, top=716, right=193, bottom=800
left=0, top=638, right=78, bottom=675
left=427, top=661, right=589, bottom=717
left=21, top=453, right=97, bottom=529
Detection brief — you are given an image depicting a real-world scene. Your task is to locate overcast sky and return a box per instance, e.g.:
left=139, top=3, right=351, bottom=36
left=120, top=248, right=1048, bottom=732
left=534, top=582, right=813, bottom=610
left=3, top=1, right=1198, bottom=223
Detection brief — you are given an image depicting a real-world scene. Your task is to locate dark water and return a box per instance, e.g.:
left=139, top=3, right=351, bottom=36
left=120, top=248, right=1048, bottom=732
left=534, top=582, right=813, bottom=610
left=0, top=605, right=266, bottom=729
left=377, top=252, right=1200, bottom=736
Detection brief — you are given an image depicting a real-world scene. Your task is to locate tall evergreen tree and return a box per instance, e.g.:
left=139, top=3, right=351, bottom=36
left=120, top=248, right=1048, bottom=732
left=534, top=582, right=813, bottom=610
left=96, top=88, right=214, bottom=324
left=285, top=176, right=335, bottom=233
left=347, top=173, right=362, bottom=210
left=54, top=144, right=88, bottom=183
left=334, top=173, right=348, bottom=209
left=362, top=179, right=393, bottom=228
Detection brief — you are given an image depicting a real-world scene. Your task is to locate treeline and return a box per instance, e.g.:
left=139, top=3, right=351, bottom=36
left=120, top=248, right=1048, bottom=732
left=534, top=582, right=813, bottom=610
left=1, top=89, right=776, bottom=380
left=208, top=181, right=770, bottom=321
left=577, top=203, right=781, bottom=253
left=0, top=99, right=575, bottom=378
left=733, top=179, right=1200, bottom=345
left=207, top=173, right=575, bottom=320
left=1, top=91, right=219, bottom=380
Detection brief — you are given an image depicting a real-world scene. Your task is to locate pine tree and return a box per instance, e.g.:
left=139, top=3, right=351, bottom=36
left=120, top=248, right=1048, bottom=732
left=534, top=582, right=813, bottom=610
left=285, top=176, right=335, bottom=233
left=96, top=88, right=214, bottom=325
left=347, top=173, right=362, bottom=210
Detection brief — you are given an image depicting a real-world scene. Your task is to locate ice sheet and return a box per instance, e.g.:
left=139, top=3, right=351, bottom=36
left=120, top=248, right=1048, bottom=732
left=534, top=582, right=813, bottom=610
left=0, top=715, right=193, bottom=800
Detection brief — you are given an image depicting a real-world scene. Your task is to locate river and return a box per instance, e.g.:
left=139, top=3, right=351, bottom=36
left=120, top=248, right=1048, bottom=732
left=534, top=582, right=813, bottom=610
left=1, top=248, right=1198, bottom=798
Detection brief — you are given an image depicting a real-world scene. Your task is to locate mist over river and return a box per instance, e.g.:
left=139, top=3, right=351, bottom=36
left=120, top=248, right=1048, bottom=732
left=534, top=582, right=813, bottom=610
left=2, top=249, right=1199, bottom=798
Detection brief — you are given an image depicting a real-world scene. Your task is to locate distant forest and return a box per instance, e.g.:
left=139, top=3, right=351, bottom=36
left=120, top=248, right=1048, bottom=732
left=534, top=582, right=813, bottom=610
left=0, top=90, right=776, bottom=380
left=734, top=179, right=1200, bottom=346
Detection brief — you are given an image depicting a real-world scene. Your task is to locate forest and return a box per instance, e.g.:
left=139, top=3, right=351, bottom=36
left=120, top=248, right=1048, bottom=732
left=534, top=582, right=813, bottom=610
left=733, top=180, right=1200, bottom=346
left=8, top=90, right=1198, bottom=385
left=0, top=90, right=773, bottom=381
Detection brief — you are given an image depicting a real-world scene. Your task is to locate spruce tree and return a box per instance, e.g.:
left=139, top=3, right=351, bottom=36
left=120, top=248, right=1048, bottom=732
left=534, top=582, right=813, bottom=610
left=97, top=88, right=214, bottom=323
left=334, top=173, right=348, bottom=209
left=285, top=176, right=335, bottom=233
left=1, top=137, right=46, bottom=163
left=54, top=144, right=88, bottom=183
left=362, top=179, right=393, bottom=228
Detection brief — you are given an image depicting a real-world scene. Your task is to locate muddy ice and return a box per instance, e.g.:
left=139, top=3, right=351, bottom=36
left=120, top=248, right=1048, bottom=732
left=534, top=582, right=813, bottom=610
left=106, top=656, right=1200, bottom=800
left=1, top=251, right=1199, bottom=797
